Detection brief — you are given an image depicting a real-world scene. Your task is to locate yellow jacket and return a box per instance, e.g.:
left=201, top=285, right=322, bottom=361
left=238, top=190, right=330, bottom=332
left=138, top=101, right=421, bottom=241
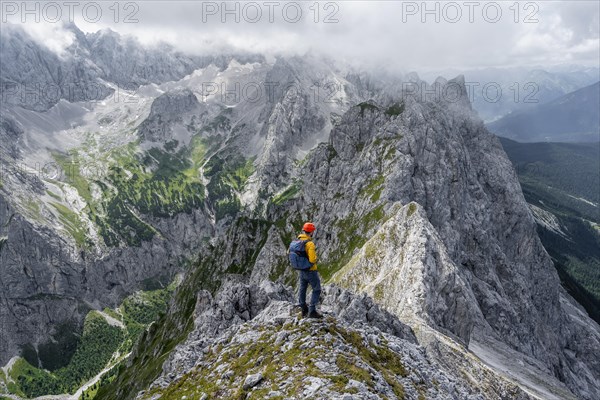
left=298, top=234, right=317, bottom=271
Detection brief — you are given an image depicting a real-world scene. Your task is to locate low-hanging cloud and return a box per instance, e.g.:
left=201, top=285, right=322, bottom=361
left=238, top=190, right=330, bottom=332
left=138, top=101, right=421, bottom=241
left=3, top=1, right=599, bottom=71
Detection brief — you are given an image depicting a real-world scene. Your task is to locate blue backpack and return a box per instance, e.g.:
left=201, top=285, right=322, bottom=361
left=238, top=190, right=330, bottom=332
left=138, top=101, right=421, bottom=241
left=288, top=239, right=314, bottom=270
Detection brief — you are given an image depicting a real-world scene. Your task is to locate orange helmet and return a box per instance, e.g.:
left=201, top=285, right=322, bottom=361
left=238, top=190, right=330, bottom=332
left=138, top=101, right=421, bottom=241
left=302, top=222, right=316, bottom=233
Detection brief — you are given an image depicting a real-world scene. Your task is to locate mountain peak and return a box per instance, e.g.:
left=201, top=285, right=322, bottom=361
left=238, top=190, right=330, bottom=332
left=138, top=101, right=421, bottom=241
left=488, top=80, right=600, bottom=142
left=446, top=74, right=472, bottom=110
left=88, top=26, right=121, bottom=40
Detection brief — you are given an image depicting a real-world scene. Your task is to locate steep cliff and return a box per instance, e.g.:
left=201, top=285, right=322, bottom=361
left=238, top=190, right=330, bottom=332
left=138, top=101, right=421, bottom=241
left=1, top=23, right=599, bottom=400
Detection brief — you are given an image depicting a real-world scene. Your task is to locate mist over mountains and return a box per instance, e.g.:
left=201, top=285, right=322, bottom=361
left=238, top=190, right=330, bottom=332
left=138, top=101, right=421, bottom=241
left=1, top=22, right=599, bottom=400
left=422, top=66, right=599, bottom=123
left=489, top=81, right=600, bottom=142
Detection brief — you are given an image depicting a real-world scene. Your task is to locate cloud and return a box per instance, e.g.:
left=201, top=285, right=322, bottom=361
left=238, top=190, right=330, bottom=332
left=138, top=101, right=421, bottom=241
left=9, top=20, right=76, bottom=57
left=508, top=2, right=600, bottom=66
left=4, top=1, right=599, bottom=70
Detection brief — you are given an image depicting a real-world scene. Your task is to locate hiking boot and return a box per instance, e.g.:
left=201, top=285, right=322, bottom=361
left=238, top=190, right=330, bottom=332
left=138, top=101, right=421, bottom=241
left=301, top=305, right=309, bottom=318
left=308, top=310, right=323, bottom=319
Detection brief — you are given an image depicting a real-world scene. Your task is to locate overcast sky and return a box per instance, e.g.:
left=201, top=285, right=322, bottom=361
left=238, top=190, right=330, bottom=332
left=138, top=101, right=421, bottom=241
left=4, top=1, right=599, bottom=72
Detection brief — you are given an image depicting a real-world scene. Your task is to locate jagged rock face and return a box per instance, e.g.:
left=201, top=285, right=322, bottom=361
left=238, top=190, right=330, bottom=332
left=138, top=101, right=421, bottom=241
left=85, top=30, right=197, bottom=91
left=0, top=186, right=214, bottom=365
left=331, top=203, right=481, bottom=345
left=1, top=24, right=599, bottom=400
left=143, top=279, right=530, bottom=400
left=315, top=89, right=551, bottom=350
left=138, top=89, right=203, bottom=143
left=239, top=77, right=599, bottom=398
left=86, top=27, right=264, bottom=91
left=246, top=56, right=356, bottom=203
left=322, top=285, right=417, bottom=343
left=0, top=24, right=112, bottom=111
left=0, top=115, right=23, bottom=158
left=0, top=23, right=264, bottom=111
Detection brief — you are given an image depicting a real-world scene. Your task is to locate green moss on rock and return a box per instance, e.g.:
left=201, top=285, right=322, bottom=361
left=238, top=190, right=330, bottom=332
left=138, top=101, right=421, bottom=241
left=357, top=101, right=379, bottom=117
left=385, top=102, right=405, bottom=117
left=50, top=202, right=89, bottom=248
left=272, top=181, right=303, bottom=206
left=359, top=175, right=385, bottom=202
left=321, top=205, right=386, bottom=282
left=407, top=203, right=417, bottom=217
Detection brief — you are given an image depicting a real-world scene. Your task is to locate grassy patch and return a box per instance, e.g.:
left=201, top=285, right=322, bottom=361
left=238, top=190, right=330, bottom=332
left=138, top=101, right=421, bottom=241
left=357, top=101, right=379, bottom=117
left=359, top=175, right=385, bottom=202
left=272, top=181, right=303, bottom=206
left=50, top=202, right=89, bottom=248
left=321, top=205, right=386, bottom=282
left=407, top=203, right=417, bottom=217
left=374, top=285, right=385, bottom=301
left=336, top=327, right=406, bottom=398
left=223, top=157, right=255, bottom=192
left=371, top=135, right=402, bottom=166
left=119, top=284, right=176, bottom=352
left=8, top=358, right=59, bottom=398
left=385, top=102, right=405, bottom=117
left=327, top=144, right=338, bottom=163
left=385, top=147, right=397, bottom=160
left=46, top=190, right=62, bottom=201
left=53, top=152, right=94, bottom=204
left=205, top=153, right=255, bottom=220
left=336, top=355, right=373, bottom=385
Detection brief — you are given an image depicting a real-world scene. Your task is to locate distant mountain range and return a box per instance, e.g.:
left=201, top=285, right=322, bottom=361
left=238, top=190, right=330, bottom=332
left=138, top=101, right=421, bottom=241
left=1, top=22, right=600, bottom=400
left=423, top=66, right=600, bottom=123
left=0, top=22, right=264, bottom=112
left=489, top=82, right=600, bottom=142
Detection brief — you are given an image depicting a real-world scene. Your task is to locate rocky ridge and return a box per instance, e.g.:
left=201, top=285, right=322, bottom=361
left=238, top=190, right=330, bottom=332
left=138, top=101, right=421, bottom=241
left=1, top=23, right=599, bottom=400
left=95, top=71, right=599, bottom=400
left=139, top=279, right=531, bottom=400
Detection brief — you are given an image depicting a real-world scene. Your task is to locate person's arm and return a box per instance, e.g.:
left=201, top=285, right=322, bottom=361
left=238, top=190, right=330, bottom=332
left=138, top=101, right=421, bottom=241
left=306, top=241, right=317, bottom=264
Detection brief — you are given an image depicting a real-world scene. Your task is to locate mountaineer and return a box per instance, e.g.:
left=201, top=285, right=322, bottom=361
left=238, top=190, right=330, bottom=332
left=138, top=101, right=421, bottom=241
left=288, top=222, right=323, bottom=319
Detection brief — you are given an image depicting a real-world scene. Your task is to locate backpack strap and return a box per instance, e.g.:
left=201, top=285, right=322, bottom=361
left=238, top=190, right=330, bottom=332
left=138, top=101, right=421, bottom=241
left=291, top=239, right=310, bottom=258
left=300, top=239, right=314, bottom=265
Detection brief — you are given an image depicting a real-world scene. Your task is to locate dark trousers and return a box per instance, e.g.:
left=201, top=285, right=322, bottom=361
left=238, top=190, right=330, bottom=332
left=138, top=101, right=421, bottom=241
left=298, top=270, right=321, bottom=312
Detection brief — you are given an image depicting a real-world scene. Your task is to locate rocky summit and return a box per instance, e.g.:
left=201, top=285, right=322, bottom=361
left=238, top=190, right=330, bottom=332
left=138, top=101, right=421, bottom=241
left=1, top=22, right=599, bottom=400
left=138, top=279, right=531, bottom=400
